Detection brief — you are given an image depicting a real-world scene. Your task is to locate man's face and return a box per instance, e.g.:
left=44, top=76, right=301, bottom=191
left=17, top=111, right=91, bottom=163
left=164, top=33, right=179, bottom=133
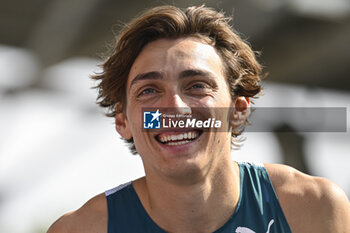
left=123, top=37, right=233, bottom=181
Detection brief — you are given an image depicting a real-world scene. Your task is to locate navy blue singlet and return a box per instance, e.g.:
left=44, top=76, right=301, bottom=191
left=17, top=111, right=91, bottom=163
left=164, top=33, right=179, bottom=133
left=105, top=162, right=292, bottom=233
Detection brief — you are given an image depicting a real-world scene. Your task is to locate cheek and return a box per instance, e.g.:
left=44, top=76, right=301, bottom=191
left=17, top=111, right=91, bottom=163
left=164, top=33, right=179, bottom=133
left=200, top=96, right=217, bottom=107
left=131, top=115, right=143, bottom=134
left=126, top=107, right=141, bottom=133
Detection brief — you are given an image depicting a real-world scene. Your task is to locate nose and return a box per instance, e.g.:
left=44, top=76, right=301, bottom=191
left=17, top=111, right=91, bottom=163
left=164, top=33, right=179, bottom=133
left=163, top=93, right=191, bottom=115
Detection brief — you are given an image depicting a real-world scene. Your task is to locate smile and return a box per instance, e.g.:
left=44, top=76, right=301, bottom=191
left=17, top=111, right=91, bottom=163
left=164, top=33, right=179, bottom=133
left=155, top=130, right=202, bottom=146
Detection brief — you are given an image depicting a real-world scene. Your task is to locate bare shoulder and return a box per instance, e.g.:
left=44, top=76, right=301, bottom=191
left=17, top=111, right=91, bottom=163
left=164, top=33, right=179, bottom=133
left=47, top=193, right=108, bottom=233
left=265, top=163, right=350, bottom=233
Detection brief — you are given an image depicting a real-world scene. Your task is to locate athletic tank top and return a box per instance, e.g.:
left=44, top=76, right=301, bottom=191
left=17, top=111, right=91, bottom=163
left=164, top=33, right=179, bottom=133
left=105, top=162, right=292, bottom=233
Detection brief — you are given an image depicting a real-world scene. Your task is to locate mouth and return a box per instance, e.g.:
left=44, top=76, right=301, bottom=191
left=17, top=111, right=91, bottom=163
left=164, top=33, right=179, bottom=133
left=155, top=130, right=203, bottom=146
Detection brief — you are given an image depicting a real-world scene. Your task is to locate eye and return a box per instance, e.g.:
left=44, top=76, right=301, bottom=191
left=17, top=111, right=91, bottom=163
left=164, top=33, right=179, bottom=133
left=191, top=83, right=205, bottom=89
left=188, top=82, right=211, bottom=91
left=138, top=88, right=156, bottom=96
left=185, top=80, right=216, bottom=96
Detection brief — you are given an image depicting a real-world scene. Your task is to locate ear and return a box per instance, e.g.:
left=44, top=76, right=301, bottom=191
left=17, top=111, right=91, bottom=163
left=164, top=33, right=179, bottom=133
left=115, top=102, right=132, bottom=140
left=230, top=96, right=251, bottom=129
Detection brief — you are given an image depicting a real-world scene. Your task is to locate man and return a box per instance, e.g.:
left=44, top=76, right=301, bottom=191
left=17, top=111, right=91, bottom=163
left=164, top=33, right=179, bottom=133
left=48, top=5, right=350, bottom=233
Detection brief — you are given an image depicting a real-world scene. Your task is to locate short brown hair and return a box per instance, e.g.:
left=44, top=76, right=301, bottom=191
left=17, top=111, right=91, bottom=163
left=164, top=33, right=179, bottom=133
left=92, top=5, right=264, bottom=154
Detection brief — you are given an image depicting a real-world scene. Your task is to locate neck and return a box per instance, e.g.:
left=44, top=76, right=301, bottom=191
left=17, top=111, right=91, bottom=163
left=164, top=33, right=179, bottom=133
left=133, top=155, right=241, bottom=233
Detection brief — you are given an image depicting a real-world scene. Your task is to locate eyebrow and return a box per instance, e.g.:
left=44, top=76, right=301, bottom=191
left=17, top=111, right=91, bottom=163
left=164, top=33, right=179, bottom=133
left=179, top=69, right=213, bottom=79
left=129, top=69, right=214, bottom=90
left=129, top=71, right=163, bottom=90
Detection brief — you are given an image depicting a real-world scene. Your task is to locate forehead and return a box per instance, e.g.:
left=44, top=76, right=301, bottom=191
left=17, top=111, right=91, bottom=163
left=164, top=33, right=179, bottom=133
left=127, top=37, right=225, bottom=84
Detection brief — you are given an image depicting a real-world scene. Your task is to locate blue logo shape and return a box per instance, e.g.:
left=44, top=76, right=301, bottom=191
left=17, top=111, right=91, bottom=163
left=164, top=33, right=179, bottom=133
left=143, top=109, right=161, bottom=129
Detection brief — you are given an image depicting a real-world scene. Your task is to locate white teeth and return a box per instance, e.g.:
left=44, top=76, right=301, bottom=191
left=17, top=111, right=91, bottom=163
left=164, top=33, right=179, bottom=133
left=167, top=140, right=190, bottom=146
left=159, top=136, right=166, bottom=142
left=191, top=132, right=196, bottom=139
left=157, top=131, right=200, bottom=145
